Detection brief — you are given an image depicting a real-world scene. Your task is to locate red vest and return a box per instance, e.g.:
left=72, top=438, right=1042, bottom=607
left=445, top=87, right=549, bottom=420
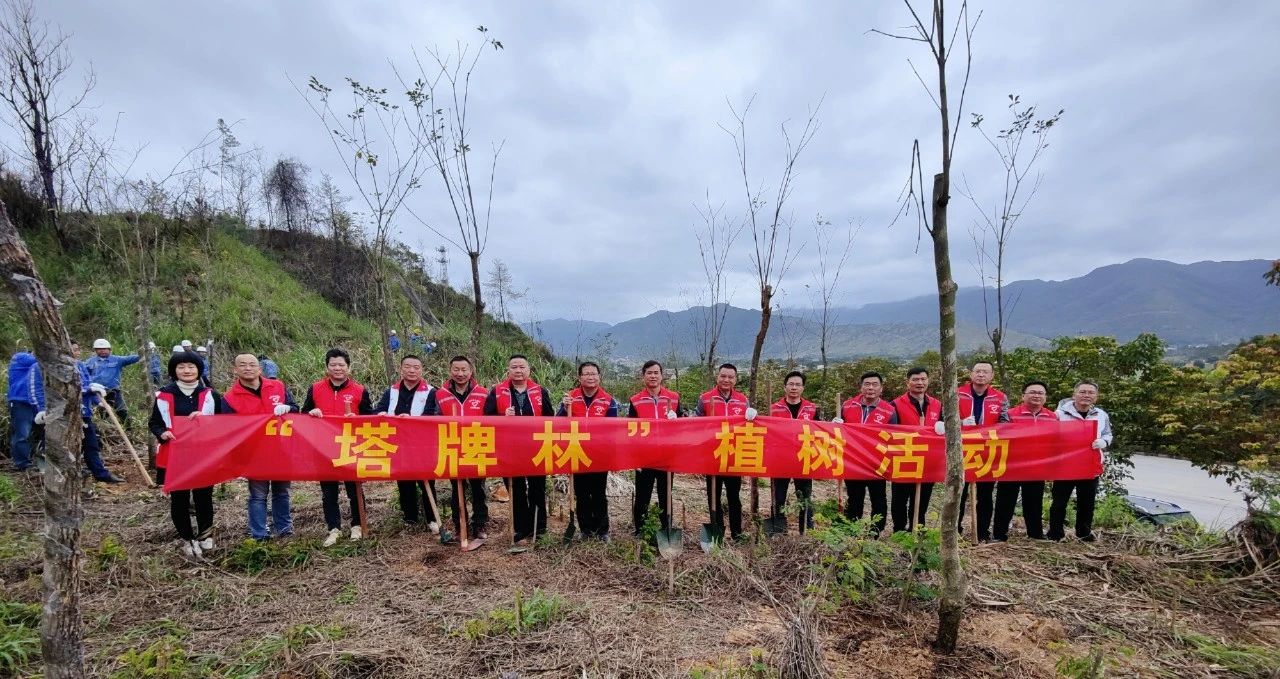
left=434, top=380, right=488, bottom=416
left=310, top=379, right=367, bottom=417
left=628, top=388, right=680, bottom=419
left=841, top=397, right=896, bottom=425
left=698, top=388, right=748, bottom=417
left=222, top=378, right=289, bottom=415
left=770, top=398, right=817, bottom=420
left=565, top=387, right=614, bottom=417
left=892, top=392, right=942, bottom=426
left=155, top=387, right=217, bottom=468
left=957, top=383, right=1007, bottom=424
left=1008, top=403, right=1057, bottom=424
left=494, top=379, right=546, bottom=415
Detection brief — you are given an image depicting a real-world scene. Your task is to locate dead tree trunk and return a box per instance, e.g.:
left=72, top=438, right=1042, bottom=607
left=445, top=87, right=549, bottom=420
left=0, top=199, right=86, bottom=678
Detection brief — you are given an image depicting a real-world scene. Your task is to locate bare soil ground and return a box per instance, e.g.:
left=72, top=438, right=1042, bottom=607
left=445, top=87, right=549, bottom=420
left=2, top=445, right=1277, bottom=678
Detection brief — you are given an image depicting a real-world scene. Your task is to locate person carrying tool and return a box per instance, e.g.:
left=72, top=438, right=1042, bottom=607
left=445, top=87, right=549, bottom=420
left=556, top=361, right=618, bottom=541
left=148, top=351, right=223, bottom=557
left=769, top=370, right=819, bottom=533
left=374, top=354, right=440, bottom=532
left=434, top=355, right=491, bottom=540
left=303, top=348, right=374, bottom=546
left=81, top=338, right=141, bottom=424
left=832, top=371, right=898, bottom=533
left=889, top=367, right=943, bottom=532
left=694, top=363, right=757, bottom=542
left=484, top=354, right=555, bottom=546
left=627, top=360, right=681, bottom=536
left=221, top=353, right=298, bottom=541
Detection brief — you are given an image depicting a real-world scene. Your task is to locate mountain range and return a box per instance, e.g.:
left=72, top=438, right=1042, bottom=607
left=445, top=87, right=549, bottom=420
left=526, top=258, right=1280, bottom=362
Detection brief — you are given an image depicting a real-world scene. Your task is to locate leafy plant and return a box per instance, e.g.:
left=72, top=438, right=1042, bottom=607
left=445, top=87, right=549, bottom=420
left=457, top=589, right=568, bottom=640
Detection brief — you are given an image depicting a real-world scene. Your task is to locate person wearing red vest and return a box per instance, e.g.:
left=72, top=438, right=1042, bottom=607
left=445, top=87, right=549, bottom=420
left=694, top=363, right=758, bottom=541
left=302, top=348, right=375, bottom=547
left=993, top=381, right=1055, bottom=541
left=148, top=351, right=223, bottom=559
left=769, top=370, right=819, bottom=533
left=483, top=354, right=555, bottom=546
left=556, top=361, right=618, bottom=540
left=889, top=366, right=944, bottom=532
left=222, top=353, right=298, bottom=541
left=956, top=361, right=1011, bottom=542
left=374, top=355, right=440, bottom=531
left=435, top=355, right=491, bottom=539
left=832, top=370, right=898, bottom=533
left=628, top=360, right=681, bottom=536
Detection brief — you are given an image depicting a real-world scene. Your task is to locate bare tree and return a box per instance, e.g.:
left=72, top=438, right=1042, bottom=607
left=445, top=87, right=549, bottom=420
left=692, top=192, right=743, bottom=375
left=0, top=0, right=94, bottom=249
left=262, top=156, right=310, bottom=234
left=299, top=70, right=431, bottom=381
left=213, top=118, right=260, bottom=226
left=484, top=257, right=523, bottom=324
left=963, top=96, right=1062, bottom=387
left=873, top=0, right=979, bottom=653
left=0, top=199, right=86, bottom=678
left=405, top=26, right=505, bottom=358
left=810, top=213, right=859, bottom=381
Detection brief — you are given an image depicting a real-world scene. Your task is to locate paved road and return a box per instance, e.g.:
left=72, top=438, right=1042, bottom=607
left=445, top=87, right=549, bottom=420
left=1127, top=454, right=1246, bottom=530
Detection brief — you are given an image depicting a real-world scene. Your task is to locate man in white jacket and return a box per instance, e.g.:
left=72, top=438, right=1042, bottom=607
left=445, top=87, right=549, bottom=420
left=1048, top=381, right=1113, bottom=541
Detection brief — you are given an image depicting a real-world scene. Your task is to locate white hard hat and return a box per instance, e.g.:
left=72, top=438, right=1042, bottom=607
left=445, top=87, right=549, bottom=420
left=390, top=329, right=397, bottom=335
left=195, top=346, right=207, bottom=353
left=429, top=341, right=437, bottom=348
left=147, top=341, right=157, bottom=350
left=171, top=345, right=184, bottom=353
left=181, top=340, right=193, bottom=348
left=92, top=338, right=111, bottom=349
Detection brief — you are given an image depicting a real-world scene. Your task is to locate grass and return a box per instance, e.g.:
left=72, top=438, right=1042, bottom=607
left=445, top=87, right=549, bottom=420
left=456, top=589, right=569, bottom=640
left=1176, top=630, right=1280, bottom=678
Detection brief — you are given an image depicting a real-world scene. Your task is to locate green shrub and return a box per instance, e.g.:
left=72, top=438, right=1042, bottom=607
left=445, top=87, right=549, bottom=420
left=91, top=535, right=128, bottom=571
left=457, top=589, right=568, bottom=640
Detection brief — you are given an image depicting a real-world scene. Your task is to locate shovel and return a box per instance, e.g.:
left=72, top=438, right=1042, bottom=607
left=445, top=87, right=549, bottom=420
left=563, top=474, right=577, bottom=544
left=454, top=479, right=484, bottom=552
left=98, top=397, right=154, bottom=487
left=699, top=475, right=724, bottom=552
left=763, top=478, right=788, bottom=537
left=656, top=472, right=683, bottom=559
left=835, top=392, right=844, bottom=515
left=421, top=480, right=455, bottom=545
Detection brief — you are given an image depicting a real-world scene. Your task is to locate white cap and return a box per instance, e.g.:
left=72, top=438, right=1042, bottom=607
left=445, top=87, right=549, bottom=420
left=181, top=340, right=193, bottom=348
left=171, top=345, right=184, bottom=353
left=147, top=341, right=156, bottom=350
left=195, top=346, right=207, bottom=353
left=92, top=338, right=111, bottom=349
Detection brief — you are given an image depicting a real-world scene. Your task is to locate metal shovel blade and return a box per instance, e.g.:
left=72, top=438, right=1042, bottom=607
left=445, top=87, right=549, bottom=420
left=763, top=514, right=788, bottom=537
left=657, top=527, right=684, bottom=559
left=461, top=537, right=485, bottom=552
left=698, top=523, right=723, bottom=553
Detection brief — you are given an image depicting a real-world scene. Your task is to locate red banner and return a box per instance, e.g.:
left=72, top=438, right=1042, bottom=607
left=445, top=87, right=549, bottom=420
left=160, top=415, right=1101, bottom=491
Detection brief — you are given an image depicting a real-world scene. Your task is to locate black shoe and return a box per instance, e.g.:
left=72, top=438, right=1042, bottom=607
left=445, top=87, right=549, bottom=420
left=95, top=473, right=125, bottom=484
left=1079, top=533, right=1097, bottom=543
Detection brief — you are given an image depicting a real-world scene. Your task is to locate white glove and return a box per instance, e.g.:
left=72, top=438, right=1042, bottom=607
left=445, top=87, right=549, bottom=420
left=273, top=404, right=291, bottom=416
left=665, top=410, right=677, bottom=420
left=34, top=411, right=46, bottom=425
left=1091, top=438, right=1107, bottom=450
left=934, top=420, right=946, bottom=436
left=961, top=416, right=976, bottom=426
left=745, top=407, right=758, bottom=421
left=89, top=383, right=107, bottom=396
left=830, top=417, right=844, bottom=424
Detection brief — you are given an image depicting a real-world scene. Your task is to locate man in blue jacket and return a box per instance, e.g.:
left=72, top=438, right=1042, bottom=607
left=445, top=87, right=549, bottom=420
left=82, top=338, right=141, bottom=423
left=6, top=351, right=42, bottom=471
left=21, top=342, right=122, bottom=482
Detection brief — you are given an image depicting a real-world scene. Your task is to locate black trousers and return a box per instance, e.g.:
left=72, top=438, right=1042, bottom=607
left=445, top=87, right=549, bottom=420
left=448, top=478, right=489, bottom=533
left=993, top=481, right=1045, bottom=540
left=157, top=468, right=213, bottom=541
left=633, top=468, right=670, bottom=533
left=573, top=472, right=610, bottom=538
left=321, top=481, right=363, bottom=530
left=891, top=482, right=933, bottom=532
left=706, top=475, right=743, bottom=538
left=397, top=480, right=439, bottom=524
left=511, top=475, right=547, bottom=542
left=1048, top=478, right=1098, bottom=539
left=844, top=479, right=888, bottom=533
left=772, top=478, right=813, bottom=531
left=957, top=481, right=997, bottom=540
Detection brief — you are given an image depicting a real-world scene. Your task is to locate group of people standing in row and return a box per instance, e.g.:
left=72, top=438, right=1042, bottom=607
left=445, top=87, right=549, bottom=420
left=136, top=347, right=1112, bottom=558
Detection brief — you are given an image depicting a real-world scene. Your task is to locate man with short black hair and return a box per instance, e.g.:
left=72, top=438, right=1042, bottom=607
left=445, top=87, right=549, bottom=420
left=1049, top=381, right=1112, bottom=542
left=694, top=363, right=758, bottom=541
left=833, top=371, right=898, bottom=533
left=557, top=361, right=618, bottom=540
left=484, top=354, right=555, bottom=546
left=889, top=367, right=943, bottom=532
left=992, top=381, right=1054, bottom=541
left=628, top=360, right=681, bottom=535
left=375, top=355, right=440, bottom=532
left=303, top=348, right=375, bottom=546
left=769, top=370, right=819, bottom=532
left=435, top=355, right=491, bottom=539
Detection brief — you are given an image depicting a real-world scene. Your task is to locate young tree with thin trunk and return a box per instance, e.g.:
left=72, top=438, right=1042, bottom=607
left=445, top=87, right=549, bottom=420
left=963, top=95, right=1062, bottom=387
left=0, top=199, right=86, bottom=678
left=0, top=0, right=94, bottom=251
left=810, top=213, right=859, bottom=381
left=873, top=0, right=978, bottom=653
left=484, top=258, right=523, bottom=324
left=692, top=193, right=742, bottom=376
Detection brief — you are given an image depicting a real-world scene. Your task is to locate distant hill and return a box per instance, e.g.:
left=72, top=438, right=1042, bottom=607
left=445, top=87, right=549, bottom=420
left=531, top=259, right=1280, bottom=362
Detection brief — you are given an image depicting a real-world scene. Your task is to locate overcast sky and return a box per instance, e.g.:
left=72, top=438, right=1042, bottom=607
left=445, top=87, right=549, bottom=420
left=13, top=1, right=1280, bottom=323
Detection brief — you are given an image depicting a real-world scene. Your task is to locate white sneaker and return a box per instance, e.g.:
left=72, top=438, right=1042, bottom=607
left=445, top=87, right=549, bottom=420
left=189, top=540, right=203, bottom=558
left=199, top=538, right=214, bottom=551
left=349, top=526, right=363, bottom=541
left=179, top=540, right=195, bottom=557
left=427, top=521, right=440, bottom=535
left=323, top=528, right=341, bottom=547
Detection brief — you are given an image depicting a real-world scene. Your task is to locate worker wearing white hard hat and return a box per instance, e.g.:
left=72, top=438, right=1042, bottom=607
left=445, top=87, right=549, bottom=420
left=82, top=337, right=142, bottom=423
